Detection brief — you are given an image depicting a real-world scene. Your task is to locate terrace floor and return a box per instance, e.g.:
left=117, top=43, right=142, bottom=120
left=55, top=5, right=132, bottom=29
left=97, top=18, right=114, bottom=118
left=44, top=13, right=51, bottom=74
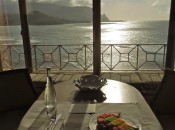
left=30, top=71, right=164, bottom=104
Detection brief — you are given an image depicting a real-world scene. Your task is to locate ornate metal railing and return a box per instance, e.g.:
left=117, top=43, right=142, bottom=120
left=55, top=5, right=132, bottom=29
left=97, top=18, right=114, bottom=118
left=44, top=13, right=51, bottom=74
left=0, top=44, right=167, bottom=71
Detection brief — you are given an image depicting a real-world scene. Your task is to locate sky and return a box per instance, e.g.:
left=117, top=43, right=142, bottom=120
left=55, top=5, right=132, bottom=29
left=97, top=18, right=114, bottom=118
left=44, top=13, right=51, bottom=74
left=3, top=0, right=171, bottom=21
left=101, top=0, right=171, bottom=21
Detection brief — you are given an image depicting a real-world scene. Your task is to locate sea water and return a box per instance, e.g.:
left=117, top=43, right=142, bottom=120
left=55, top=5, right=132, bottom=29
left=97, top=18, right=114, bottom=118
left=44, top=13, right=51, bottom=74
left=0, top=21, right=169, bottom=45
left=0, top=21, right=169, bottom=70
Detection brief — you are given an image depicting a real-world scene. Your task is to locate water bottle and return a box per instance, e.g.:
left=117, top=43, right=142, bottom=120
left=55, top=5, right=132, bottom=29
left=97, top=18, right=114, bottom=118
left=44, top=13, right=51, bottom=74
left=45, top=67, right=57, bottom=116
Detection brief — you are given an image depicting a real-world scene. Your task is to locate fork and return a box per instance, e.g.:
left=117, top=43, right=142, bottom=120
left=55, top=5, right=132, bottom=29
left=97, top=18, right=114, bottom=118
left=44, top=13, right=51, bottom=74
left=46, top=111, right=57, bottom=130
left=51, top=114, right=62, bottom=130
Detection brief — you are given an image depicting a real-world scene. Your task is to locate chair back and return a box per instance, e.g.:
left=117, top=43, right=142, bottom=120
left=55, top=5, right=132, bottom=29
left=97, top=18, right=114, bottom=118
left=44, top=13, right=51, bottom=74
left=0, top=69, right=38, bottom=114
left=151, top=70, right=175, bottom=114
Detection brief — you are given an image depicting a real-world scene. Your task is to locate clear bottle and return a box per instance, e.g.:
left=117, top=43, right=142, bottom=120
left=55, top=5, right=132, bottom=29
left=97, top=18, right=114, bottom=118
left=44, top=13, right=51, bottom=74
left=45, top=67, right=57, bottom=116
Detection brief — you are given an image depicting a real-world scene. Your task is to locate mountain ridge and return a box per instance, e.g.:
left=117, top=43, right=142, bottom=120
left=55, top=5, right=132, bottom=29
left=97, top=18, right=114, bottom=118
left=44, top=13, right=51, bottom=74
left=4, top=3, right=111, bottom=25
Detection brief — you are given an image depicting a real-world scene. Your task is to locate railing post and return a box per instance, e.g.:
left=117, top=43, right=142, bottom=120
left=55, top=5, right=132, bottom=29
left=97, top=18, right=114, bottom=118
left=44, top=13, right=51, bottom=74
left=85, top=45, right=87, bottom=70
left=59, top=45, right=62, bottom=70
left=163, top=45, right=166, bottom=68
left=0, top=51, right=3, bottom=71
left=9, top=46, right=13, bottom=69
left=136, top=45, right=139, bottom=70
left=34, top=45, right=37, bottom=70
left=110, top=45, right=112, bottom=70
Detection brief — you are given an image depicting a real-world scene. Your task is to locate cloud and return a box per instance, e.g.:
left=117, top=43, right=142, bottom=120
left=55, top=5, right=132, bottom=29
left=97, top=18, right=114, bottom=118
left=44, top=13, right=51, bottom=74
left=4, top=0, right=171, bottom=20
left=102, top=0, right=145, bottom=5
left=26, top=0, right=92, bottom=7
left=101, top=0, right=170, bottom=21
left=152, top=0, right=170, bottom=7
left=151, top=0, right=171, bottom=14
left=71, top=0, right=92, bottom=6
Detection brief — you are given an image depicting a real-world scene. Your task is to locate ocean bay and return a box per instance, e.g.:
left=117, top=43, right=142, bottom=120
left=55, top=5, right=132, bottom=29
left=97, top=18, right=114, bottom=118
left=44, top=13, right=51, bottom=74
left=0, top=21, right=169, bottom=70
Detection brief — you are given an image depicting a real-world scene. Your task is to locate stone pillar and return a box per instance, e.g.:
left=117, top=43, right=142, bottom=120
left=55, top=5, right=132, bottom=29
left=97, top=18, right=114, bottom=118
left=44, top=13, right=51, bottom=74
left=93, top=0, right=101, bottom=76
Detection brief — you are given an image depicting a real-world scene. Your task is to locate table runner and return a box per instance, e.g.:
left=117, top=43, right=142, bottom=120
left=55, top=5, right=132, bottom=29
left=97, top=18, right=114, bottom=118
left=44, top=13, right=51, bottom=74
left=18, top=100, right=162, bottom=130
left=18, top=101, right=95, bottom=130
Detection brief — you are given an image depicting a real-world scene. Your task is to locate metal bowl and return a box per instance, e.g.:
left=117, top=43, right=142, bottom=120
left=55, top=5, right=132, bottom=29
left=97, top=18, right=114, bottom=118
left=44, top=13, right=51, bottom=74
left=73, top=75, right=107, bottom=92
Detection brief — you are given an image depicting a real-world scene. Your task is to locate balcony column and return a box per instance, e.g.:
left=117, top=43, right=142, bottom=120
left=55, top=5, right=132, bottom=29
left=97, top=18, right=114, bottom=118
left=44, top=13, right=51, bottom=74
left=18, top=0, right=32, bottom=72
left=93, top=0, right=101, bottom=76
left=165, top=0, right=175, bottom=70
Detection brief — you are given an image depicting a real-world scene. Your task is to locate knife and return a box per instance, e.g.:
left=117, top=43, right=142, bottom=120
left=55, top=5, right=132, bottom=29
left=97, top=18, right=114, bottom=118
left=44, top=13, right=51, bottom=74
left=51, top=114, right=62, bottom=130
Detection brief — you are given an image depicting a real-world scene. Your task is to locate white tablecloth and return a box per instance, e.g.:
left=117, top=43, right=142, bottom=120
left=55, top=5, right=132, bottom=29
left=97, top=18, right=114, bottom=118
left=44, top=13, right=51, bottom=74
left=18, top=100, right=162, bottom=130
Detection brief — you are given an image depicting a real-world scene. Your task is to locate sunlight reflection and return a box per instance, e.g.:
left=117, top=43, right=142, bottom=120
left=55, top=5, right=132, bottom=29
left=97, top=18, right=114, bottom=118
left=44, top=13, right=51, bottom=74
left=101, top=22, right=131, bottom=44
left=102, top=84, right=123, bottom=103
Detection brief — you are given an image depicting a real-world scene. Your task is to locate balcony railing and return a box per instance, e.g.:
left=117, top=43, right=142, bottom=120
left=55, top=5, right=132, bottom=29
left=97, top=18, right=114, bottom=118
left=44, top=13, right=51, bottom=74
left=0, top=44, right=167, bottom=71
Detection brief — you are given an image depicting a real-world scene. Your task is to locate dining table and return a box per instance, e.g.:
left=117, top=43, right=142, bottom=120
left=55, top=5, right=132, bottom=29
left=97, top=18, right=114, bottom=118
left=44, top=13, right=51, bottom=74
left=18, top=79, right=163, bottom=130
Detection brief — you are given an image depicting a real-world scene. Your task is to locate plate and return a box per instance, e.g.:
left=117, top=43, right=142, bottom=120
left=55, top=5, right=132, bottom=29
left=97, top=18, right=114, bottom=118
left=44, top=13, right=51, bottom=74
left=89, top=115, right=141, bottom=130
left=73, top=75, right=107, bottom=92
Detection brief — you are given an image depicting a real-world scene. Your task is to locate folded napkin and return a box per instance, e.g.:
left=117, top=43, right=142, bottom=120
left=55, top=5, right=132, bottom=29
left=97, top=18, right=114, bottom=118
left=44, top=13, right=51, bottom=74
left=69, top=103, right=96, bottom=114
left=28, top=115, right=64, bottom=130
left=63, top=114, right=93, bottom=130
left=18, top=101, right=72, bottom=130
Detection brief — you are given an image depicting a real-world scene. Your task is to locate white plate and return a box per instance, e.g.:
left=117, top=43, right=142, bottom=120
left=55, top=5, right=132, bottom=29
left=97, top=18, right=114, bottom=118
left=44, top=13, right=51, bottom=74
left=89, top=115, right=141, bottom=130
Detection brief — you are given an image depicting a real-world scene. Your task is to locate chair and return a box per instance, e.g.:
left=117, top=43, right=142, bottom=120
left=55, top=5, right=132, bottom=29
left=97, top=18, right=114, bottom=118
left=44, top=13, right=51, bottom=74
left=0, top=69, right=38, bottom=130
left=150, top=70, right=175, bottom=130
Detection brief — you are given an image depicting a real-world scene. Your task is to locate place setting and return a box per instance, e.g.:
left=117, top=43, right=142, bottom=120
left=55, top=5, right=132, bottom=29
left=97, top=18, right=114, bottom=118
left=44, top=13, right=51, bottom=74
left=89, top=112, right=141, bottom=130
left=71, top=75, right=141, bottom=130
left=17, top=72, right=163, bottom=130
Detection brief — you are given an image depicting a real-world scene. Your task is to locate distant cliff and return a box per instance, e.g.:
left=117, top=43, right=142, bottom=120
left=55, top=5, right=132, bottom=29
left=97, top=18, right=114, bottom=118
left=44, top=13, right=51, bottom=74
left=0, top=12, right=70, bottom=25
left=3, top=4, right=111, bottom=25
left=101, top=14, right=110, bottom=22
left=27, top=3, right=110, bottom=22
left=27, top=11, right=80, bottom=25
left=27, top=3, right=92, bottom=22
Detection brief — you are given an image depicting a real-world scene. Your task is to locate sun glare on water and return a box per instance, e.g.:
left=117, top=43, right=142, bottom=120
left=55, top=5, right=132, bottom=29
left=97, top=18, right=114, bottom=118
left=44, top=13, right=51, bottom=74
left=101, top=22, right=131, bottom=44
